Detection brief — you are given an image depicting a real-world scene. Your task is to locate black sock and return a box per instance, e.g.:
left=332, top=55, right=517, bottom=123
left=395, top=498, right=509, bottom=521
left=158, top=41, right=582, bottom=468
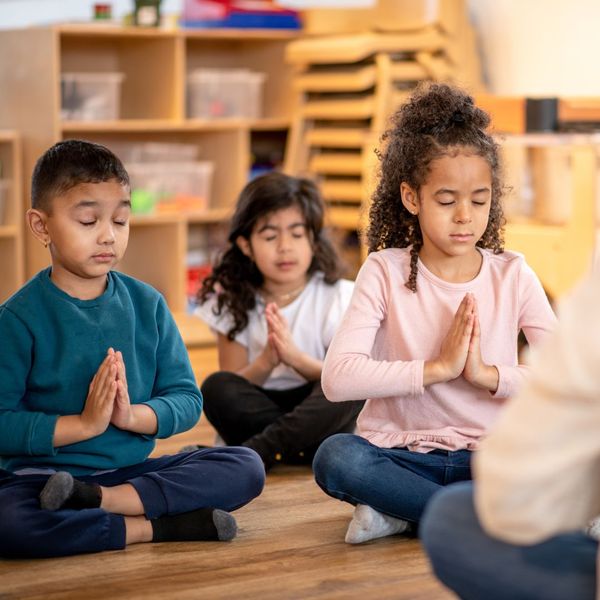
left=242, top=439, right=276, bottom=471
left=39, top=471, right=102, bottom=511
left=151, top=508, right=237, bottom=542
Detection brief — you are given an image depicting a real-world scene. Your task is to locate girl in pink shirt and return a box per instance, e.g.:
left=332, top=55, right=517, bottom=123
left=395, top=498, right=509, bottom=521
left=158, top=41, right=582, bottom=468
left=312, top=83, right=555, bottom=544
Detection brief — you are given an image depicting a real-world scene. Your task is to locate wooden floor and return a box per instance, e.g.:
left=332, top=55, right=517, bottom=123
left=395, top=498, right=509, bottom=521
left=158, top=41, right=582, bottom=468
left=0, top=347, right=454, bottom=600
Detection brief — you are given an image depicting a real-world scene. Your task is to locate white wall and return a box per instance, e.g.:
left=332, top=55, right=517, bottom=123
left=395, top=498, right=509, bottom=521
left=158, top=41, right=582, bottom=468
left=469, top=0, right=600, bottom=96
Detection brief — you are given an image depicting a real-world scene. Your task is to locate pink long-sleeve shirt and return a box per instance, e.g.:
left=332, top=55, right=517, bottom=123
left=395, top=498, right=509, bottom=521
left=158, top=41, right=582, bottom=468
left=322, top=247, right=556, bottom=452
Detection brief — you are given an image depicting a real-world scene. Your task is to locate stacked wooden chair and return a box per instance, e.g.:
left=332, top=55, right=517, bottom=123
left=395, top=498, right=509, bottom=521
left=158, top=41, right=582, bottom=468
left=284, top=0, right=484, bottom=231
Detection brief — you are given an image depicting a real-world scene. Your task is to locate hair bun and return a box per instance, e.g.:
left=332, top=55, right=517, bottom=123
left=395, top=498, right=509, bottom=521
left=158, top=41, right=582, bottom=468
left=395, top=83, right=490, bottom=138
left=451, top=109, right=466, bottom=124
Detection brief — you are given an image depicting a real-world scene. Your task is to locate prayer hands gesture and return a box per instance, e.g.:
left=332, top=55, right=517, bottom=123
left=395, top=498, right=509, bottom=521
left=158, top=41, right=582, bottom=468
left=426, top=293, right=499, bottom=392
left=80, top=348, right=136, bottom=435
left=55, top=347, right=157, bottom=447
left=265, top=302, right=301, bottom=368
left=437, top=293, right=475, bottom=380
left=109, top=349, right=135, bottom=430
left=80, top=350, right=118, bottom=437
left=254, top=302, right=322, bottom=381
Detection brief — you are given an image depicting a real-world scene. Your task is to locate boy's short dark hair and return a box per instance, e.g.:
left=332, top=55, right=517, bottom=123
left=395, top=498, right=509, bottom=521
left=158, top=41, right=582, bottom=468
left=31, top=139, right=130, bottom=213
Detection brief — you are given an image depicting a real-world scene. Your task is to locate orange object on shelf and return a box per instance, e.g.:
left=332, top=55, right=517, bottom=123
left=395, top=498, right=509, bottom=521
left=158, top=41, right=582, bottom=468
left=156, top=194, right=208, bottom=215
left=475, top=94, right=526, bottom=134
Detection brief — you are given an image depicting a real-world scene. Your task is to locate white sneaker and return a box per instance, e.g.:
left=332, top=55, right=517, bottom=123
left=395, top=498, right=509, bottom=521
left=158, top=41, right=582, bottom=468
left=587, top=516, right=600, bottom=540
left=345, top=504, right=409, bottom=544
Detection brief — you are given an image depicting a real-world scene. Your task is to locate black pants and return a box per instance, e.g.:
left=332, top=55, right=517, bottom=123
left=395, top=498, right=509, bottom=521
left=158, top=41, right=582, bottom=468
left=201, top=371, right=364, bottom=469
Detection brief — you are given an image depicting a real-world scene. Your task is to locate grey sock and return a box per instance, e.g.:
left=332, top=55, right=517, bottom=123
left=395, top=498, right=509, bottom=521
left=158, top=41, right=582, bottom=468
left=151, top=508, right=237, bottom=542
left=213, top=509, right=238, bottom=541
left=178, top=444, right=211, bottom=453
left=39, top=471, right=102, bottom=511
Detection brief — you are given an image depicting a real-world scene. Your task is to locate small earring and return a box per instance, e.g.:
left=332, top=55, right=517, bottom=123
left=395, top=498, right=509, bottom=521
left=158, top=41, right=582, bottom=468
left=44, top=240, right=49, bottom=248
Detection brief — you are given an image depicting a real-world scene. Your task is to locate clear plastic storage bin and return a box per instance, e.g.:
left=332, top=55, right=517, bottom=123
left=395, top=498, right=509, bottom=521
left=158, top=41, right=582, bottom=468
left=61, top=72, right=125, bottom=121
left=127, top=161, right=214, bottom=215
left=187, top=69, right=266, bottom=119
left=0, top=180, right=10, bottom=225
left=110, top=142, right=200, bottom=164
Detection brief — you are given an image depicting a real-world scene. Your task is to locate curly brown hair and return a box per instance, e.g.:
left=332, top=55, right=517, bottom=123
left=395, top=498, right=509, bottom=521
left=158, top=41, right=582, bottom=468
left=198, top=172, right=342, bottom=340
left=367, top=83, right=505, bottom=292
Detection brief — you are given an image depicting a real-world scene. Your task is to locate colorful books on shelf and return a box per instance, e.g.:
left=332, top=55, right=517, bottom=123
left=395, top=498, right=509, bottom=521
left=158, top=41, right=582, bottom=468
left=180, top=0, right=301, bottom=29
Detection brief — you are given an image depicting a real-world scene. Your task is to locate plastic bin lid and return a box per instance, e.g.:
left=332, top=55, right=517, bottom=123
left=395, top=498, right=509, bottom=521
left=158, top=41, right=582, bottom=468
left=187, top=68, right=265, bottom=82
left=61, top=72, right=126, bottom=82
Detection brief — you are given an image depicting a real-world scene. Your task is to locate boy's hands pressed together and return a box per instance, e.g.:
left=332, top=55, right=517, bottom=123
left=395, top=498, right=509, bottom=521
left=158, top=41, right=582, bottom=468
left=80, top=352, right=118, bottom=437
left=110, top=349, right=134, bottom=430
left=110, top=349, right=158, bottom=435
left=54, top=351, right=117, bottom=447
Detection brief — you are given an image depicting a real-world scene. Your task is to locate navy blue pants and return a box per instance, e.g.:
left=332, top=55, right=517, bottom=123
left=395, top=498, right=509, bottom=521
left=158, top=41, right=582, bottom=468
left=0, top=447, right=265, bottom=558
left=421, top=482, right=597, bottom=600
left=313, top=433, right=472, bottom=523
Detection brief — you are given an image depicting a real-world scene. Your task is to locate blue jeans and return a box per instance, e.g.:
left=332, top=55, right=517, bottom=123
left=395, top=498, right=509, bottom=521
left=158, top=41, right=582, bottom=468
left=0, top=446, right=265, bottom=558
left=421, top=482, right=598, bottom=600
left=312, top=433, right=472, bottom=522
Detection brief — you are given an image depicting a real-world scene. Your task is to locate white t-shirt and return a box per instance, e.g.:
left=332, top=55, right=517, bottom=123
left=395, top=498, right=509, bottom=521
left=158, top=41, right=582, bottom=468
left=195, top=272, right=354, bottom=390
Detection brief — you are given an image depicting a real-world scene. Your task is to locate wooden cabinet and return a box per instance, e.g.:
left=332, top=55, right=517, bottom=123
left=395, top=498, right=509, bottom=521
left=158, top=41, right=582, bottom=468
left=0, top=131, right=24, bottom=303
left=0, top=25, right=296, bottom=325
left=501, top=135, right=597, bottom=300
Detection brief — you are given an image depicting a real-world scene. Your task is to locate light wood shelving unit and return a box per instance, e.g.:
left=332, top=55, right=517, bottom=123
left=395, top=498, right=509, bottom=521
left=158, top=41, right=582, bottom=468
left=0, top=130, right=24, bottom=303
left=501, top=135, right=597, bottom=300
left=0, top=25, right=297, bottom=342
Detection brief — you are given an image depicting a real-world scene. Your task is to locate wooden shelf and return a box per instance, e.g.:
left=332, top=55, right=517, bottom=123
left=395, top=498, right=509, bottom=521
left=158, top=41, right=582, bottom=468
left=173, top=311, right=216, bottom=348
left=310, top=153, right=363, bottom=176
left=129, top=207, right=232, bottom=226
left=249, top=117, right=291, bottom=130
left=182, top=28, right=299, bottom=41
left=0, top=26, right=294, bottom=315
left=63, top=118, right=292, bottom=133
left=186, top=207, right=232, bottom=223
left=0, top=131, right=24, bottom=303
left=56, top=24, right=299, bottom=41
left=56, top=24, right=176, bottom=38
left=62, top=119, right=189, bottom=133
left=503, top=144, right=597, bottom=299
left=326, top=206, right=364, bottom=231
left=0, top=224, right=19, bottom=238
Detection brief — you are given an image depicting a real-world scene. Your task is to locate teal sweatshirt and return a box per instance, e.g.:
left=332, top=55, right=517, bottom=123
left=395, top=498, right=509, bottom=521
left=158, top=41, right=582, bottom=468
left=0, top=269, right=202, bottom=475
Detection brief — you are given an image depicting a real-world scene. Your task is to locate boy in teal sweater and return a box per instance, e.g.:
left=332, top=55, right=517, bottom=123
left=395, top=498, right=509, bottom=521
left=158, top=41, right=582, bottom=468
left=0, top=140, right=265, bottom=558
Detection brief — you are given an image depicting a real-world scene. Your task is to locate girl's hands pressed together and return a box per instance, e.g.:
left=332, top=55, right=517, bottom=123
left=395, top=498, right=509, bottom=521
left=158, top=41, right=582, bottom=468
left=424, top=293, right=499, bottom=391
left=265, top=302, right=301, bottom=368
left=463, top=299, right=499, bottom=392
left=425, top=293, right=474, bottom=385
left=264, top=302, right=323, bottom=381
left=260, top=310, right=281, bottom=371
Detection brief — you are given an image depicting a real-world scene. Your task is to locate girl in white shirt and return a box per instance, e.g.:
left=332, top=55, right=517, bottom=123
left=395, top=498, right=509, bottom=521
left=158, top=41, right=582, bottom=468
left=193, top=173, right=362, bottom=470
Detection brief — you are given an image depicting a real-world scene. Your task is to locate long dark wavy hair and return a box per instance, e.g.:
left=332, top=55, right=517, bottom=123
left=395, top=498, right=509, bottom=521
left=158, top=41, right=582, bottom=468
left=368, top=83, right=505, bottom=292
left=198, top=172, right=342, bottom=339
